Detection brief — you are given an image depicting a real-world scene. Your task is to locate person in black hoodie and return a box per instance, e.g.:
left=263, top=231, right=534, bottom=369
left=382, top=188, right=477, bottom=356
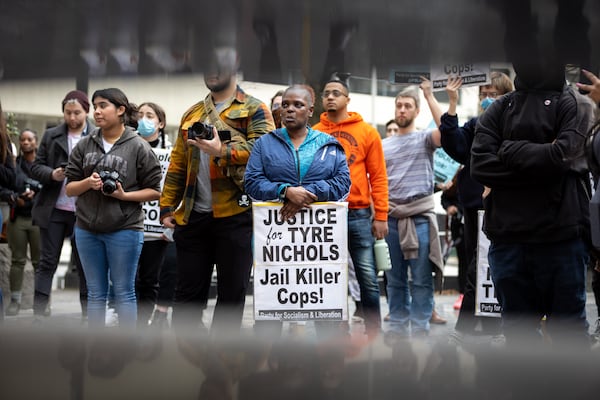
left=471, top=61, right=590, bottom=348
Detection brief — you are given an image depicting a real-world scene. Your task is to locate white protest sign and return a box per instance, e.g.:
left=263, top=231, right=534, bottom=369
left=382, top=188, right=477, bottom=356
left=475, top=210, right=501, bottom=317
left=143, top=147, right=171, bottom=238
left=252, top=202, right=348, bottom=321
left=430, top=63, right=491, bottom=91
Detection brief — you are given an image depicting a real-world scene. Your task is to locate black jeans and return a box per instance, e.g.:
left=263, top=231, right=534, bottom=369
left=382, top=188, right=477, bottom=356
left=172, top=210, right=253, bottom=336
left=34, top=209, right=86, bottom=316
left=156, top=241, right=177, bottom=307
left=136, top=239, right=168, bottom=327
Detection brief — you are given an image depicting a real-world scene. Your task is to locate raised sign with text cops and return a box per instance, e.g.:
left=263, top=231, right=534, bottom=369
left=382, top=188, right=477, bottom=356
left=430, top=63, right=491, bottom=91
left=252, top=202, right=348, bottom=321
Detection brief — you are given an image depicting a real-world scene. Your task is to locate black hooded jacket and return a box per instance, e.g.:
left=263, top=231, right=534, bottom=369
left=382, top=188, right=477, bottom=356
left=470, top=71, right=590, bottom=244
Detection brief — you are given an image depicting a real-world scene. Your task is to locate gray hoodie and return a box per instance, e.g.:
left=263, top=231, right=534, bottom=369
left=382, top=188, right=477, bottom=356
left=65, top=126, right=162, bottom=233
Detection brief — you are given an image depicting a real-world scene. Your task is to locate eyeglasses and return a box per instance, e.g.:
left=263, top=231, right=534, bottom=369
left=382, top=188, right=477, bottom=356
left=321, top=90, right=348, bottom=98
left=479, top=91, right=498, bottom=99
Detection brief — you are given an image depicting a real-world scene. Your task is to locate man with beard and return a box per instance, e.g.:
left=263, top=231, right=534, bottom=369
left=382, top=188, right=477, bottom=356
left=31, top=90, right=94, bottom=320
left=160, top=48, right=274, bottom=336
left=381, top=81, right=444, bottom=341
left=313, top=79, right=389, bottom=339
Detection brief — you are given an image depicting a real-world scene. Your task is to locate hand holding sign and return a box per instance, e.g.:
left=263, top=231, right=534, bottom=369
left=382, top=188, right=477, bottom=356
left=419, top=76, right=433, bottom=97
left=280, top=186, right=318, bottom=220
left=253, top=202, right=348, bottom=322
left=445, top=76, right=463, bottom=103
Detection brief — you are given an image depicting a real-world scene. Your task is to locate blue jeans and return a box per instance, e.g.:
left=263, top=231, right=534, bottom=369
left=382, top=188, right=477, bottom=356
left=488, top=238, right=589, bottom=346
left=0, top=212, right=3, bottom=322
left=386, top=216, right=434, bottom=335
left=76, top=227, right=143, bottom=329
left=348, top=208, right=381, bottom=332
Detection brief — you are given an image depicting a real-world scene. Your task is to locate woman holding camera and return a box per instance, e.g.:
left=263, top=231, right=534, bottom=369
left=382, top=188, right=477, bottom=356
left=5, top=129, right=41, bottom=316
left=65, top=88, right=162, bottom=329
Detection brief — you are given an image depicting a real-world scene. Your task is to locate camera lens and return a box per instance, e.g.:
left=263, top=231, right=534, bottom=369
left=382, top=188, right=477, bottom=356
left=99, top=170, right=119, bottom=194
left=188, top=122, right=214, bottom=140
left=102, top=181, right=117, bottom=194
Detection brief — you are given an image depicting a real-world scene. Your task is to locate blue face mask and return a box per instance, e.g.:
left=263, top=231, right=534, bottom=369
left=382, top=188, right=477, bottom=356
left=480, top=97, right=495, bottom=111
left=137, top=118, right=156, bottom=137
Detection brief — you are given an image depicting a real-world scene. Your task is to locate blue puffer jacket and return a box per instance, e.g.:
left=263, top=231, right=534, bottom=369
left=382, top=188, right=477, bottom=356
left=244, top=127, right=350, bottom=202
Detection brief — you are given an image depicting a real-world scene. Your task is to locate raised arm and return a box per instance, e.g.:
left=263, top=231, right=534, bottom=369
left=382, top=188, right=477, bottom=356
left=420, top=76, right=442, bottom=147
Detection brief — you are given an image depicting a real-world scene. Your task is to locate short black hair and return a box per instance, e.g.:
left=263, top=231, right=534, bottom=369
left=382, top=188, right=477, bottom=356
left=323, top=78, right=349, bottom=92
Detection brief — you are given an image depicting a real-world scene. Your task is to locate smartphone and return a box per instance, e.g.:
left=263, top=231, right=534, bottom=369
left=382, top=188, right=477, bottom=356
left=217, top=130, right=231, bottom=142
left=566, top=64, right=590, bottom=95
left=60, top=162, right=68, bottom=169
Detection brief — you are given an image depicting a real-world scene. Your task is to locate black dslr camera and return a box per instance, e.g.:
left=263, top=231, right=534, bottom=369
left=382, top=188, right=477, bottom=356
left=188, top=122, right=215, bottom=140
left=98, top=170, right=120, bottom=194
left=24, top=178, right=43, bottom=192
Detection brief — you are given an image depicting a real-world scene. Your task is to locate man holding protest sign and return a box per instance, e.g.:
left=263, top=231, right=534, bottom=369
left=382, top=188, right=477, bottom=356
left=314, top=78, right=389, bottom=338
left=245, top=84, right=350, bottom=337
left=440, top=72, right=513, bottom=339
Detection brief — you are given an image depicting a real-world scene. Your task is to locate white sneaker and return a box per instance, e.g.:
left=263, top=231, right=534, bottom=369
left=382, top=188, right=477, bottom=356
left=591, top=318, right=600, bottom=342
left=105, top=308, right=119, bottom=327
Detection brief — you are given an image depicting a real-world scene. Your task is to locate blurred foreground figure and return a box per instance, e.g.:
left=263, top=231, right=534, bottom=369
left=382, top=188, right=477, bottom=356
left=471, top=61, right=591, bottom=348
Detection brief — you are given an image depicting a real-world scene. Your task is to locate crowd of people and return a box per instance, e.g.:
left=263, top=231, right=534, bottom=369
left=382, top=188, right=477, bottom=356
left=1, top=53, right=600, bottom=356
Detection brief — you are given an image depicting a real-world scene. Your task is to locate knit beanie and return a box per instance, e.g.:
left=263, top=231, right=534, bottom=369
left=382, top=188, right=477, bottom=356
left=62, top=90, right=90, bottom=113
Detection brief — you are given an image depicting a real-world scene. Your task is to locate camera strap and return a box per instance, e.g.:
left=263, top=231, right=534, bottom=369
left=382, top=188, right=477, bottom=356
left=91, top=143, right=118, bottom=173
left=91, top=153, right=108, bottom=173
left=203, top=95, right=244, bottom=140
left=204, top=95, right=249, bottom=199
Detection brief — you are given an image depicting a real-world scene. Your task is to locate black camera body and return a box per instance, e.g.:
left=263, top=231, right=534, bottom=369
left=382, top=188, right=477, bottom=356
left=188, top=122, right=215, bottom=140
left=24, top=178, right=43, bottom=192
left=98, top=170, right=120, bottom=194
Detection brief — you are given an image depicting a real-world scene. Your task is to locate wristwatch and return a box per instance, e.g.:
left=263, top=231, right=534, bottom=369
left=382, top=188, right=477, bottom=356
left=279, top=185, right=288, bottom=202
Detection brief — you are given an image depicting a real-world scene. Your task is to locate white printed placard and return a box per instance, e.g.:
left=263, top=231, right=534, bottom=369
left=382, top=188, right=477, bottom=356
left=252, top=202, right=348, bottom=321
left=253, top=202, right=348, bottom=266
left=475, top=210, right=501, bottom=317
left=143, top=147, right=171, bottom=237
left=430, top=63, right=491, bottom=91
left=253, top=263, right=348, bottom=321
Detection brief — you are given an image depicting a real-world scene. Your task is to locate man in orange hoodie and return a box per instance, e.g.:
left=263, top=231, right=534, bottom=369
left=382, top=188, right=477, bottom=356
left=314, top=79, right=389, bottom=338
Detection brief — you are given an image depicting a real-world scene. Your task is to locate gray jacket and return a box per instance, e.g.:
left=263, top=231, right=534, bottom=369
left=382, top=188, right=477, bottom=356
left=65, top=126, right=162, bottom=233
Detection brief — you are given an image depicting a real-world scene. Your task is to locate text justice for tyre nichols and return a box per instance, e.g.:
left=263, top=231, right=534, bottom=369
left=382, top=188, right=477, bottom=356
left=260, top=207, right=342, bottom=263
